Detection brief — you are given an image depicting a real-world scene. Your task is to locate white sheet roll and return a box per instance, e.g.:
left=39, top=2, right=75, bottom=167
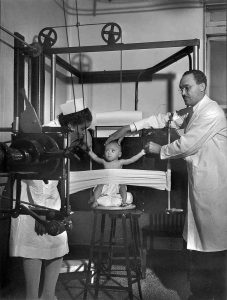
left=94, top=110, right=143, bottom=126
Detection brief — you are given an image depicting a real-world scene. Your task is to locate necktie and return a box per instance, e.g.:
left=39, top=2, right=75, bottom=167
left=176, top=106, right=193, bottom=131
left=185, top=107, right=193, bottom=126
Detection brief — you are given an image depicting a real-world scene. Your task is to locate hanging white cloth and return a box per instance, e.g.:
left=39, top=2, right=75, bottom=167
left=69, top=169, right=170, bottom=194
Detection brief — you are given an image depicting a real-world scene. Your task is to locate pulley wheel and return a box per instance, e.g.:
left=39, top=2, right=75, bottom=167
left=101, top=23, right=122, bottom=45
left=38, top=27, right=57, bottom=48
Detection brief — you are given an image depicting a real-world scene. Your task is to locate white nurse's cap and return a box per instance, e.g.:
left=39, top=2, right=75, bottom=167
left=60, top=98, right=86, bottom=115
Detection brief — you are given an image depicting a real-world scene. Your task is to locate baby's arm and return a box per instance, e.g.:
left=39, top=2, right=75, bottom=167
left=88, top=149, right=105, bottom=165
left=121, top=149, right=145, bottom=166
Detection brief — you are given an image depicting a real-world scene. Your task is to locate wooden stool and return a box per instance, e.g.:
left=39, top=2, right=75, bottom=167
left=83, top=205, right=144, bottom=300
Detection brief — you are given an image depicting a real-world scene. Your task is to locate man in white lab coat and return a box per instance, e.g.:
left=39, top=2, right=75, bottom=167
left=106, top=70, right=227, bottom=300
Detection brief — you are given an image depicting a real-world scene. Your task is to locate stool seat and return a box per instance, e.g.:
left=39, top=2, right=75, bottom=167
left=83, top=206, right=144, bottom=300
left=92, top=203, right=136, bottom=211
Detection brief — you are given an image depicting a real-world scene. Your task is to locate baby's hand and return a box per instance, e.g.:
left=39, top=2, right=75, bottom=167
left=141, top=149, right=146, bottom=155
left=144, top=141, right=161, bottom=155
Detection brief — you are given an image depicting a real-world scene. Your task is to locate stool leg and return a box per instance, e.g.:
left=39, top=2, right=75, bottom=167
left=122, top=214, right=133, bottom=299
left=107, top=216, right=116, bottom=277
left=130, top=215, right=138, bottom=260
left=141, top=229, right=148, bottom=279
left=133, top=216, right=143, bottom=299
left=134, top=216, right=145, bottom=277
left=83, top=212, right=98, bottom=300
left=130, top=215, right=140, bottom=280
left=94, top=213, right=106, bottom=299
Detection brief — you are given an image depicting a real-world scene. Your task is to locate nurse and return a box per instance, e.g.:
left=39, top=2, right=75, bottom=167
left=106, top=70, right=227, bottom=300
left=10, top=98, right=92, bottom=300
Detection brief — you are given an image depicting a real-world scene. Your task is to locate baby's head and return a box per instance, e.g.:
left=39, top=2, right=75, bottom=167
left=104, top=141, right=122, bottom=162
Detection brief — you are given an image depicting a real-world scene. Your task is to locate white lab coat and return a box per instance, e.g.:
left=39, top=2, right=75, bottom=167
left=134, top=95, right=227, bottom=252
left=10, top=118, right=69, bottom=259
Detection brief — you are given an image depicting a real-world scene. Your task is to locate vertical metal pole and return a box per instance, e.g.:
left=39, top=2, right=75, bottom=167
left=167, top=124, right=171, bottom=211
left=59, top=131, right=70, bottom=215
left=14, top=33, right=25, bottom=121
left=65, top=132, right=70, bottom=215
left=167, top=78, right=173, bottom=113
left=30, top=54, right=45, bottom=124
left=193, top=45, right=199, bottom=70
left=39, top=54, right=45, bottom=124
left=27, top=57, right=32, bottom=102
left=93, top=0, right=97, bottom=16
left=119, top=50, right=123, bottom=110
left=50, top=54, right=56, bottom=121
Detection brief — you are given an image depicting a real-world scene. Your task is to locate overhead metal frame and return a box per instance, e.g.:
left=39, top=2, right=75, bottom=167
left=43, top=38, right=199, bottom=114
left=44, top=38, right=200, bottom=55
left=44, top=38, right=199, bottom=83
left=13, top=37, right=200, bottom=121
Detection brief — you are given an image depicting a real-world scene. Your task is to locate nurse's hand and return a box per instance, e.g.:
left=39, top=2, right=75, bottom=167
left=35, top=217, right=47, bottom=235
left=144, top=141, right=162, bottom=154
left=105, top=125, right=131, bottom=145
left=84, top=129, right=92, bottom=149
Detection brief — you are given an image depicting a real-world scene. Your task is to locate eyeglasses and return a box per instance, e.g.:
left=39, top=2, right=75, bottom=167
left=178, top=85, right=194, bottom=94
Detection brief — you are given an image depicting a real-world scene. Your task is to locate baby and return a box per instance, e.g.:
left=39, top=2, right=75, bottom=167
left=88, top=141, right=145, bottom=208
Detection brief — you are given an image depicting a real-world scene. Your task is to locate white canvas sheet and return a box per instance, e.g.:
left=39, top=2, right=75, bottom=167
left=69, top=169, right=170, bottom=194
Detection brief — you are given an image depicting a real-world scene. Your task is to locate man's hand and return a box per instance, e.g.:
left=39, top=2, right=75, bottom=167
left=144, top=141, right=162, bottom=155
left=105, top=125, right=131, bottom=145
